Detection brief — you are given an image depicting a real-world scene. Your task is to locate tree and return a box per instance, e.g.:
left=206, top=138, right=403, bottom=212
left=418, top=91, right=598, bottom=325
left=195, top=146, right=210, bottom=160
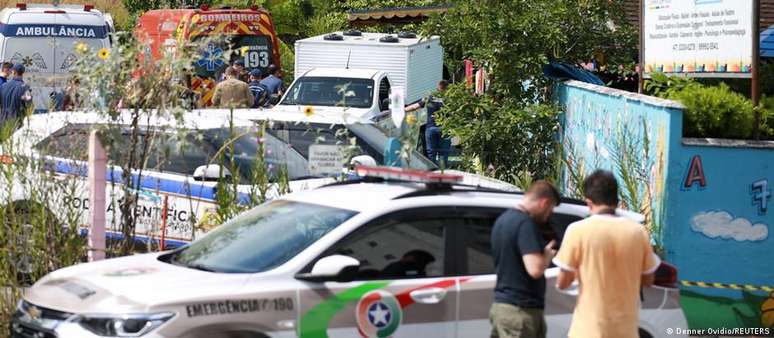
left=122, top=0, right=164, bottom=15
left=423, top=0, right=635, bottom=103
left=422, top=0, right=637, bottom=182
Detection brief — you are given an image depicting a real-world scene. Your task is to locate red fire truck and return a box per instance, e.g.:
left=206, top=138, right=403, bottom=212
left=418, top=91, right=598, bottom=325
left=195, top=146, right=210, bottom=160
left=135, top=6, right=281, bottom=106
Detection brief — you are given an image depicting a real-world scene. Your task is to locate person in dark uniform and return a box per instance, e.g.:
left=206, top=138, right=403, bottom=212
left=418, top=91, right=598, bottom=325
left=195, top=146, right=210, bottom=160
left=0, top=64, right=32, bottom=131
left=405, top=80, right=450, bottom=165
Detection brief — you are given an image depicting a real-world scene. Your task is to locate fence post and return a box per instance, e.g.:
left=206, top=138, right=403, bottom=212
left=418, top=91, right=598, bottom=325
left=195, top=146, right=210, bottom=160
left=88, top=130, right=106, bottom=261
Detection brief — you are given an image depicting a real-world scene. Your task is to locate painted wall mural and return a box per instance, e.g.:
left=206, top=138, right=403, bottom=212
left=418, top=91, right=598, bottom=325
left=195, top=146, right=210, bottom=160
left=555, top=81, right=774, bottom=331
left=670, top=146, right=773, bottom=330
left=555, top=81, right=679, bottom=247
left=690, top=211, right=768, bottom=242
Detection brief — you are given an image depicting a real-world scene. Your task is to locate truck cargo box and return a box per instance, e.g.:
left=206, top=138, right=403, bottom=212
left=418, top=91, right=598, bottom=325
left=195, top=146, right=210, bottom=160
left=294, top=32, right=443, bottom=104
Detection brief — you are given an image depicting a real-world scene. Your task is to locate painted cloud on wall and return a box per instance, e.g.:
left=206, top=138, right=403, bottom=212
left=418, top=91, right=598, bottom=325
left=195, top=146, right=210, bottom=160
left=691, top=211, right=769, bottom=242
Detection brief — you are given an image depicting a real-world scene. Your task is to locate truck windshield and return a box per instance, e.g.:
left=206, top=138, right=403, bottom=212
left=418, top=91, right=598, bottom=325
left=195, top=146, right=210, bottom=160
left=280, top=77, right=374, bottom=109
left=170, top=200, right=357, bottom=273
left=192, top=35, right=273, bottom=80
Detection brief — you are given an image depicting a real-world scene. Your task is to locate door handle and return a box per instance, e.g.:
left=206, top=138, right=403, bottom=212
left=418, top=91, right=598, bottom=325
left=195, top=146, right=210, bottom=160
left=409, top=287, right=447, bottom=304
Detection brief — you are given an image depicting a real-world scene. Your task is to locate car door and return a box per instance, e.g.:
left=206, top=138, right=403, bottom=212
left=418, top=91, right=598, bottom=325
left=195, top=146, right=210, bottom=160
left=297, top=207, right=461, bottom=338
left=453, top=207, right=582, bottom=338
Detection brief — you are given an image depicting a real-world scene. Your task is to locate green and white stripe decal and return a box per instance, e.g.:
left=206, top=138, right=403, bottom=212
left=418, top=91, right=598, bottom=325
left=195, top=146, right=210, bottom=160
left=298, top=281, right=390, bottom=338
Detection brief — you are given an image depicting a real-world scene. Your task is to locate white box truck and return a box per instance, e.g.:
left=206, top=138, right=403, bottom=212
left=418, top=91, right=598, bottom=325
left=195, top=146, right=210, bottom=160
left=271, top=31, right=443, bottom=120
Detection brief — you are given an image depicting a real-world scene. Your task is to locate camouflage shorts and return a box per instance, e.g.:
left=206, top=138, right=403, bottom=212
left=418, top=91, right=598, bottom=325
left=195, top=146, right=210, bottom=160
left=489, top=303, right=547, bottom=338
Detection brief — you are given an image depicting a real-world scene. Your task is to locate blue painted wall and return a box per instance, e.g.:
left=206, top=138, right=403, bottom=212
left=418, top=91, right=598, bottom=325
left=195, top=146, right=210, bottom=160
left=555, top=81, right=683, bottom=247
left=666, top=142, right=774, bottom=328
left=555, top=80, right=774, bottom=329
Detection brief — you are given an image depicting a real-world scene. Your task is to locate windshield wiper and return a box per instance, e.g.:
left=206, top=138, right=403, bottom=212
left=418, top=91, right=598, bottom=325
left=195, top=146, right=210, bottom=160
left=186, top=263, right=219, bottom=273
left=167, top=251, right=219, bottom=272
left=291, top=175, right=327, bottom=181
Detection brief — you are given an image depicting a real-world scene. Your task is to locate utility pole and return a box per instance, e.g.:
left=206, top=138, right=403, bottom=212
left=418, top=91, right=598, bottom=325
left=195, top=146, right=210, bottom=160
left=752, top=0, right=761, bottom=140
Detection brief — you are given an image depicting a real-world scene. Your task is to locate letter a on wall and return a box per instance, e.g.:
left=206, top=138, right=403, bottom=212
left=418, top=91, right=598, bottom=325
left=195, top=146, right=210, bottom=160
left=684, top=155, right=706, bottom=190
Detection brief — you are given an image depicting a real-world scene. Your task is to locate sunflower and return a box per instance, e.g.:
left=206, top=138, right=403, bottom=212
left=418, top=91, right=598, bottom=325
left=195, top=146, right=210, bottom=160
left=303, top=106, right=314, bottom=117
left=405, top=113, right=417, bottom=125
left=97, top=48, right=110, bottom=61
left=75, top=42, right=89, bottom=55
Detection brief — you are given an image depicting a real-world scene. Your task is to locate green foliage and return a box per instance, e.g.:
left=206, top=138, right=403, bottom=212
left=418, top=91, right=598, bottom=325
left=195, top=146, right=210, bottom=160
left=422, top=0, right=636, bottom=102
left=1, top=115, right=88, bottom=333
left=643, top=72, right=695, bottom=98
left=269, top=0, right=315, bottom=37
left=420, top=0, right=634, bottom=183
left=759, top=58, right=774, bottom=98
left=278, top=39, right=296, bottom=84
left=760, top=96, right=774, bottom=138
left=122, top=0, right=163, bottom=15
left=306, top=12, right=349, bottom=37
left=646, top=75, right=759, bottom=139
left=672, top=83, right=755, bottom=139
left=435, top=83, right=560, bottom=182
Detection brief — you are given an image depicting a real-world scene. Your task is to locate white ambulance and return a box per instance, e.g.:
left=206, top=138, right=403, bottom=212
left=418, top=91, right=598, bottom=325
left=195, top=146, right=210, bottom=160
left=0, top=3, right=113, bottom=112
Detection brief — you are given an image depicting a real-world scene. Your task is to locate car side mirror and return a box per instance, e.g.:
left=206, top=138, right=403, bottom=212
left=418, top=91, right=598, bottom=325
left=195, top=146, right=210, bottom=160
left=380, top=97, right=390, bottom=111
left=296, top=255, right=360, bottom=283
left=269, top=94, right=281, bottom=105
left=347, top=155, right=377, bottom=171
left=193, top=164, right=231, bottom=182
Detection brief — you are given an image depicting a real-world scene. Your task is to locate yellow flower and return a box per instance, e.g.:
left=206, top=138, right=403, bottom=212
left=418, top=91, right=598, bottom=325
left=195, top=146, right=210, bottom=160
left=406, top=113, right=417, bottom=125
left=97, top=48, right=110, bottom=61
left=75, top=42, right=89, bottom=54
left=303, top=106, right=314, bottom=117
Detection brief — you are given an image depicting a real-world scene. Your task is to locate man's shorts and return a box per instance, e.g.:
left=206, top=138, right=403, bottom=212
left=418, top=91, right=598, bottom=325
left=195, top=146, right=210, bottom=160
left=490, top=302, right=547, bottom=338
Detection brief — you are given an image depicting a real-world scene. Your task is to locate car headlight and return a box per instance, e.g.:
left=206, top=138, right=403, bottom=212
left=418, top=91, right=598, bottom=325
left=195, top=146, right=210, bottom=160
left=75, top=312, right=174, bottom=337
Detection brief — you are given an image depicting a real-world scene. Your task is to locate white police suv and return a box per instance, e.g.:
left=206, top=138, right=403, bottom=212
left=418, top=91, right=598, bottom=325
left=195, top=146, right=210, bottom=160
left=12, top=166, right=689, bottom=338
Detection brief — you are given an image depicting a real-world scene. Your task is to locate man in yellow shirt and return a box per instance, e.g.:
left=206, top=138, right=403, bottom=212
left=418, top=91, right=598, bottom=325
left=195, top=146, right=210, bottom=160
left=553, top=170, right=660, bottom=338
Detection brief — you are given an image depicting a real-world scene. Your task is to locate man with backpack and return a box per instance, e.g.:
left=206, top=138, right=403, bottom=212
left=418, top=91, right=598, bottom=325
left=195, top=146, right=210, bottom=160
left=248, top=69, right=269, bottom=108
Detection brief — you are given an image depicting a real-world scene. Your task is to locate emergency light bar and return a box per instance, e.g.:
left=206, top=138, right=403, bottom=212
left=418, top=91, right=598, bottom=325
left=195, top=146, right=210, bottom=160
left=16, top=3, right=27, bottom=10
left=355, top=165, right=463, bottom=184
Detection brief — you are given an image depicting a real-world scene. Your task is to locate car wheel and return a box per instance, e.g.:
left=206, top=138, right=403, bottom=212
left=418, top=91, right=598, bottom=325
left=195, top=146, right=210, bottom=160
left=639, top=328, right=654, bottom=338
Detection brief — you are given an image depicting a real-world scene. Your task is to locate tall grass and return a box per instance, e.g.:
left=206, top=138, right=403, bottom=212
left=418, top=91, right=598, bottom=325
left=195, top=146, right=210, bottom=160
left=1, top=117, right=88, bottom=332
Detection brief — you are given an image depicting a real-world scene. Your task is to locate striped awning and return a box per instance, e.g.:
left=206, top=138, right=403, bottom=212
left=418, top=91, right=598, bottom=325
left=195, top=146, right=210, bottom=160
left=348, top=5, right=453, bottom=24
